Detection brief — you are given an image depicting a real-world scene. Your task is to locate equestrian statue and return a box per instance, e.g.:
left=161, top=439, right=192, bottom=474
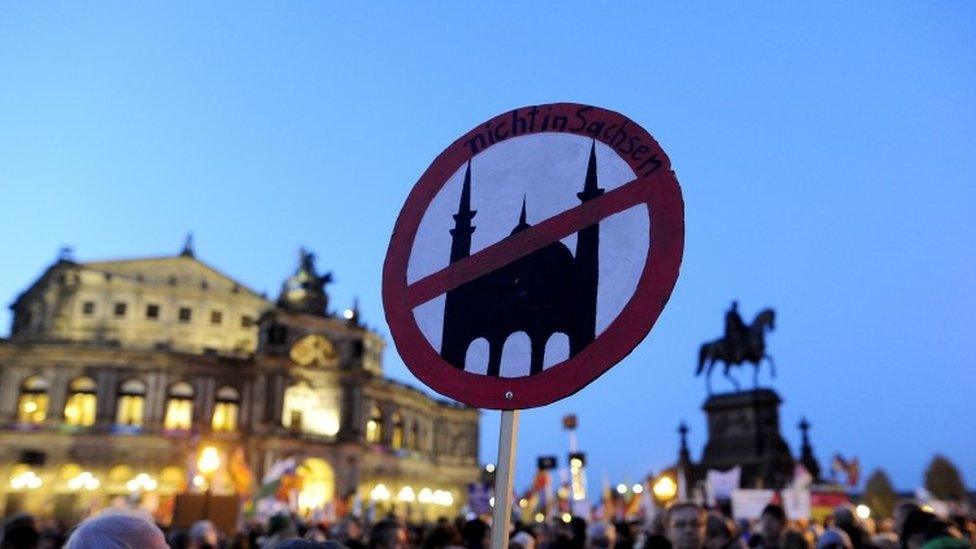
left=696, top=301, right=777, bottom=394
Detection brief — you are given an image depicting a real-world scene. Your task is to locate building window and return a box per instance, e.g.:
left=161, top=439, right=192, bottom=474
left=391, top=412, right=404, bottom=450
left=212, top=386, right=239, bottom=432
left=366, top=404, right=383, bottom=444
left=64, top=377, right=97, bottom=427
left=82, top=302, right=96, bottom=316
left=116, top=379, right=147, bottom=427
left=114, top=302, right=127, bottom=317
left=17, top=375, right=50, bottom=425
left=411, top=421, right=421, bottom=451
left=146, top=304, right=160, bottom=320
left=164, top=382, right=194, bottom=430
left=178, top=307, right=192, bottom=323
left=268, top=323, right=288, bottom=345
left=241, top=315, right=254, bottom=328
left=210, top=310, right=223, bottom=325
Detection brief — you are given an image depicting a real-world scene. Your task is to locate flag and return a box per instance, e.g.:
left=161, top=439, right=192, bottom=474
left=255, top=457, right=297, bottom=503
left=831, top=454, right=860, bottom=487
left=229, top=447, right=254, bottom=496
left=846, top=457, right=860, bottom=487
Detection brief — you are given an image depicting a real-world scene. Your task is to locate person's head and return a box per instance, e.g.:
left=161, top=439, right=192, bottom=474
left=782, top=530, right=809, bottom=549
left=511, top=530, right=537, bottom=549
left=759, top=504, right=787, bottom=543
left=64, top=509, right=167, bottom=549
left=816, top=528, right=853, bottom=549
left=335, top=517, right=364, bottom=542
left=900, top=510, right=935, bottom=549
left=667, top=503, right=706, bottom=549
left=833, top=505, right=857, bottom=531
left=424, top=524, right=462, bottom=549
left=585, top=521, right=614, bottom=549
left=893, top=502, right=922, bottom=542
left=0, top=513, right=39, bottom=549
left=189, top=520, right=218, bottom=549
left=704, top=512, right=736, bottom=549
left=369, top=519, right=407, bottom=549
left=461, top=518, right=490, bottom=549
left=276, top=541, right=348, bottom=549
left=269, top=513, right=297, bottom=538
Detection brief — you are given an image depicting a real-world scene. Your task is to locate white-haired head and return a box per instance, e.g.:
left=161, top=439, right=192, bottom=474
left=189, top=519, right=219, bottom=547
left=65, top=508, right=167, bottom=549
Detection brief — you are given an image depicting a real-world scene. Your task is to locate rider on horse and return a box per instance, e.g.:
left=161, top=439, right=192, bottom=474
left=724, top=301, right=749, bottom=362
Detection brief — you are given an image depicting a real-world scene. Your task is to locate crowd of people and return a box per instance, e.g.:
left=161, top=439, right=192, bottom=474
left=0, top=500, right=973, bottom=549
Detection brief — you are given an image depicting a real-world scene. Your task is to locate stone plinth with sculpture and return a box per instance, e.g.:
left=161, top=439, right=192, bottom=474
left=673, top=302, right=821, bottom=492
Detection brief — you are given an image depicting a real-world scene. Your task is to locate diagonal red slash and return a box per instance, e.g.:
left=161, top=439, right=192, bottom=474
left=406, top=170, right=665, bottom=308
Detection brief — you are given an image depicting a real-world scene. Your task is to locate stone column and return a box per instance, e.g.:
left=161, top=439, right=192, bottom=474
left=93, top=368, right=118, bottom=424
left=48, top=366, right=70, bottom=423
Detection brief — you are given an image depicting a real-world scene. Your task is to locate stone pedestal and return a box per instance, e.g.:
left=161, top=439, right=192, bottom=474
left=700, top=389, right=794, bottom=489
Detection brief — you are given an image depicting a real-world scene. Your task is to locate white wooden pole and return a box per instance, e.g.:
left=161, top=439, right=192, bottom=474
left=490, top=410, right=520, bottom=549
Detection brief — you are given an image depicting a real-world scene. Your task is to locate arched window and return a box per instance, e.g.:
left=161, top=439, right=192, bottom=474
left=17, top=375, right=49, bottom=425
left=543, top=332, right=570, bottom=370
left=212, top=386, right=240, bottom=432
left=116, top=379, right=147, bottom=427
left=391, top=412, right=404, bottom=450
left=64, top=376, right=97, bottom=427
left=164, top=382, right=194, bottom=430
left=366, top=404, right=383, bottom=444
left=463, top=338, right=490, bottom=375
left=500, top=331, right=531, bottom=378
left=411, top=421, right=421, bottom=451
left=283, top=382, right=314, bottom=433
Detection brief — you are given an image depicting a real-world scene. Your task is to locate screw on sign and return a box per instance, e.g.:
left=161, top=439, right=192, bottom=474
left=382, top=103, right=683, bottom=548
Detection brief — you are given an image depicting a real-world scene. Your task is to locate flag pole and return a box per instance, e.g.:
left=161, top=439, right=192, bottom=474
left=490, top=410, right=520, bottom=549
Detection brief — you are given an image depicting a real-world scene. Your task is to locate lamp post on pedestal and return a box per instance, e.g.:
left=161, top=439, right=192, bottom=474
left=198, top=446, right=221, bottom=520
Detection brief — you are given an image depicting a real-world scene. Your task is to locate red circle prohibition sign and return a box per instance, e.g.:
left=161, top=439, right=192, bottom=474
left=383, top=103, right=684, bottom=409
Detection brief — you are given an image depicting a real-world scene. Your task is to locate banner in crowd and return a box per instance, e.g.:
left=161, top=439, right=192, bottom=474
left=706, top=466, right=741, bottom=504
left=782, top=489, right=811, bottom=519
left=731, top=489, right=775, bottom=520
left=731, top=489, right=811, bottom=520
left=468, top=482, right=492, bottom=515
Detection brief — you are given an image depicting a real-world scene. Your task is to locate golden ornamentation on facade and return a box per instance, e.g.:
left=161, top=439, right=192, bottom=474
left=289, top=334, right=338, bottom=368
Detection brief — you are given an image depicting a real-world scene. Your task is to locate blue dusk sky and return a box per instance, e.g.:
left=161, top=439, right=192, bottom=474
left=1, top=4, right=973, bottom=492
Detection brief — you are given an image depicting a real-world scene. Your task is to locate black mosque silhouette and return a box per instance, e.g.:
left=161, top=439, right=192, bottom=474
left=441, top=142, right=603, bottom=377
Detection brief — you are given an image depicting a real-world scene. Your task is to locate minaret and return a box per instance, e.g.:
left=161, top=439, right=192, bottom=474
left=442, top=162, right=478, bottom=369
left=572, top=142, right=604, bottom=355
left=511, top=196, right=530, bottom=234
left=449, top=161, right=477, bottom=263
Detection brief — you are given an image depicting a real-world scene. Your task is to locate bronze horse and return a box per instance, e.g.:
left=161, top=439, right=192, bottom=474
left=696, top=308, right=776, bottom=394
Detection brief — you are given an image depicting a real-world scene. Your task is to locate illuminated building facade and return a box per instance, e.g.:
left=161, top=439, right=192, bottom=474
left=0, top=243, right=479, bottom=522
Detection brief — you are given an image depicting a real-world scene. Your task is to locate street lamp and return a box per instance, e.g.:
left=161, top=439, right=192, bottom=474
left=652, top=475, right=678, bottom=502
left=197, top=446, right=221, bottom=519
